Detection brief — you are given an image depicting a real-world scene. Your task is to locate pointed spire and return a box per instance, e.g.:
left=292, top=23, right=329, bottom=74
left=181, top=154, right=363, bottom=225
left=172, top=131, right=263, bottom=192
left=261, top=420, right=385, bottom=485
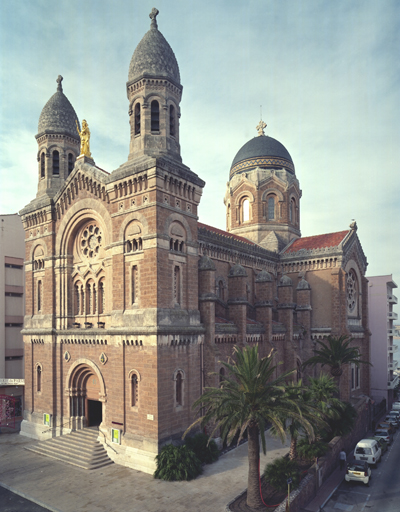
left=56, top=75, right=63, bottom=92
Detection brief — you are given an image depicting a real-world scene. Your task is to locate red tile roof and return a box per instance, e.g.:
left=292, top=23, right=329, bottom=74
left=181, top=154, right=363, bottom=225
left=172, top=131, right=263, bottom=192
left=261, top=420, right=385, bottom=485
left=198, top=223, right=257, bottom=246
left=283, top=231, right=349, bottom=254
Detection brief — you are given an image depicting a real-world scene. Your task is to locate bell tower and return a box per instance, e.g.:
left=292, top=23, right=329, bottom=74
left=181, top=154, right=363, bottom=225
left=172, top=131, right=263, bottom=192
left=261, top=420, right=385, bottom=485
left=35, top=76, right=80, bottom=199
left=225, top=121, right=301, bottom=252
left=126, top=8, right=182, bottom=163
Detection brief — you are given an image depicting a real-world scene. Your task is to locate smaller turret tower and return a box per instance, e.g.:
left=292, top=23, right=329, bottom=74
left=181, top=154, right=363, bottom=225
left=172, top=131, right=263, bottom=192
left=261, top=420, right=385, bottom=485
left=35, top=76, right=80, bottom=199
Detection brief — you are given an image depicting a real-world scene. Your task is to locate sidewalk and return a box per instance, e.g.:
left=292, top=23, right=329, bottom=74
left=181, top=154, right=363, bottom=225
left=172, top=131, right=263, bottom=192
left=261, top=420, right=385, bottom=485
left=301, top=467, right=344, bottom=512
left=0, top=431, right=290, bottom=512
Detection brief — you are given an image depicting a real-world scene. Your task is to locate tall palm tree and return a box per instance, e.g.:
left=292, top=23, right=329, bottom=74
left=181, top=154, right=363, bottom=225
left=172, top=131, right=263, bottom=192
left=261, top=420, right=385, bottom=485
left=270, top=379, right=322, bottom=460
left=184, top=346, right=314, bottom=509
left=302, top=335, right=371, bottom=397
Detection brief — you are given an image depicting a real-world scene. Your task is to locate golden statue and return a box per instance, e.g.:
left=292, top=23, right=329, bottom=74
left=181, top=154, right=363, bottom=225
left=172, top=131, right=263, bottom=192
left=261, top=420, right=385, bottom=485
left=76, top=119, right=91, bottom=157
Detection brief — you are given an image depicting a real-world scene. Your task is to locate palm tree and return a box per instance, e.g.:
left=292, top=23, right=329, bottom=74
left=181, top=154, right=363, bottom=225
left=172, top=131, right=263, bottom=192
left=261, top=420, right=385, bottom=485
left=270, top=379, right=322, bottom=460
left=184, top=346, right=314, bottom=509
left=302, top=335, right=371, bottom=397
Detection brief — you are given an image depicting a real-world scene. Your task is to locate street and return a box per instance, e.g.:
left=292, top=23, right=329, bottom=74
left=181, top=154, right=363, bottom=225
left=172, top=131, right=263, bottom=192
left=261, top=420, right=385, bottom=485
left=323, top=428, right=400, bottom=511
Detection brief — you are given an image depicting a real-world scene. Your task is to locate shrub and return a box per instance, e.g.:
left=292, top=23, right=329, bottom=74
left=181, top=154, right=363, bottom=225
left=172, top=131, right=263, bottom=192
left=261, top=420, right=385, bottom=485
left=264, top=456, right=300, bottom=493
left=185, top=433, right=219, bottom=464
left=154, top=444, right=202, bottom=481
left=297, top=439, right=329, bottom=461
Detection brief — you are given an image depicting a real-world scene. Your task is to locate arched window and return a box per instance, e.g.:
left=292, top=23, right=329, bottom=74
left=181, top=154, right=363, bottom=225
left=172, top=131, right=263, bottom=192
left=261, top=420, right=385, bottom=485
left=68, top=154, right=74, bottom=175
left=135, top=103, right=141, bottom=135
left=219, top=367, right=225, bottom=384
left=169, top=105, right=175, bottom=136
left=86, top=282, right=93, bottom=315
left=151, top=100, right=159, bottom=132
left=131, top=374, right=138, bottom=407
left=176, top=371, right=183, bottom=406
left=242, top=199, right=250, bottom=222
left=268, top=196, right=275, bottom=220
left=37, top=365, right=42, bottom=393
left=218, top=280, right=224, bottom=301
left=290, top=198, right=296, bottom=224
left=347, top=269, right=358, bottom=314
left=174, top=266, right=181, bottom=305
left=131, top=266, right=137, bottom=304
left=37, top=280, right=42, bottom=312
left=52, top=150, right=59, bottom=175
left=98, top=279, right=105, bottom=314
left=40, top=153, right=45, bottom=178
left=74, top=282, right=80, bottom=315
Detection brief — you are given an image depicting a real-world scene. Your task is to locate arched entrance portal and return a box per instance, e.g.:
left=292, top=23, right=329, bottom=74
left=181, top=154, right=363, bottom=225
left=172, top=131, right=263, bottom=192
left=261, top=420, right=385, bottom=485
left=69, top=364, right=103, bottom=429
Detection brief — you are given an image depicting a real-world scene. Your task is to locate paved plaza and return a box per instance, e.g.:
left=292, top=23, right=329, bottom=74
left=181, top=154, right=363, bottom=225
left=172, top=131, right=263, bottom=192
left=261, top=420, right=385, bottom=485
left=0, top=432, right=289, bottom=512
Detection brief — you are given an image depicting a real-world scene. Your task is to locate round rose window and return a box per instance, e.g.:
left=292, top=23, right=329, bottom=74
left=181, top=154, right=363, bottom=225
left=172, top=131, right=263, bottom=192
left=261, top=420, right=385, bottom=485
left=80, top=224, right=102, bottom=259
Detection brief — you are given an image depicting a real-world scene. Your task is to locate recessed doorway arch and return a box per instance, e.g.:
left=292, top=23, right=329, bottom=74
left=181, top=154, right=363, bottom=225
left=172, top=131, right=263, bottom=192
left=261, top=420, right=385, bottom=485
left=66, top=359, right=106, bottom=429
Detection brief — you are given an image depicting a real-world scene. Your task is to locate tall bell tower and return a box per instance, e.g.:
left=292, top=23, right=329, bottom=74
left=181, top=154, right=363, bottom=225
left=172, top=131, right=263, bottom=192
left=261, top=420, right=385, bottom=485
left=126, top=8, right=182, bottom=163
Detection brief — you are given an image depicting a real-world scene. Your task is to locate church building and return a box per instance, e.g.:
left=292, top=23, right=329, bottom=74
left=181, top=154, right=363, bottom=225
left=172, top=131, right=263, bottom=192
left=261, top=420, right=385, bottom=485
left=19, top=9, right=370, bottom=474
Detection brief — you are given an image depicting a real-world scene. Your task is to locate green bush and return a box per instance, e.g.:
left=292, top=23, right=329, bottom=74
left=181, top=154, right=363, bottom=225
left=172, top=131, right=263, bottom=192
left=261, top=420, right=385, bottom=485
left=154, top=444, right=202, bottom=481
left=264, top=456, right=300, bottom=493
left=185, top=433, right=219, bottom=464
left=297, top=439, right=329, bottom=461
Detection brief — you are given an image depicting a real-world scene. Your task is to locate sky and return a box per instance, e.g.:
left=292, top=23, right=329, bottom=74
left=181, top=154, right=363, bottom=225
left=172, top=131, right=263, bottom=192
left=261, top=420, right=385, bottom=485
left=0, top=0, right=399, bottom=307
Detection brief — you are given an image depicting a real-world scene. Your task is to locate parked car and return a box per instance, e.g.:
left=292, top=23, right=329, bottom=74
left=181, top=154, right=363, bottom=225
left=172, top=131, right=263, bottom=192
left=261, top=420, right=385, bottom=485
left=345, top=459, right=371, bottom=486
left=354, top=439, right=381, bottom=467
left=368, top=437, right=388, bottom=454
left=374, top=429, right=393, bottom=445
left=388, top=411, right=400, bottom=421
left=377, top=421, right=395, bottom=434
left=391, top=403, right=400, bottom=411
left=385, top=415, right=399, bottom=429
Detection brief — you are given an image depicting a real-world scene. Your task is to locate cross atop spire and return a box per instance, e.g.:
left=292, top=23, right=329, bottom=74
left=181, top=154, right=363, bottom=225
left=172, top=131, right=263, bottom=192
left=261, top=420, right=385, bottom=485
left=56, top=75, right=63, bottom=92
left=150, top=7, right=159, bottom=29
left=256, top=119, right=266, bottom=136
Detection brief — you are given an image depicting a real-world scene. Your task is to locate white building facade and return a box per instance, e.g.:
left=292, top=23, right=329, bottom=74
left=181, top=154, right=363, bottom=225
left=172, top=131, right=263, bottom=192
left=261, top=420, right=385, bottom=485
left=368, top=275, right=398, bottom=408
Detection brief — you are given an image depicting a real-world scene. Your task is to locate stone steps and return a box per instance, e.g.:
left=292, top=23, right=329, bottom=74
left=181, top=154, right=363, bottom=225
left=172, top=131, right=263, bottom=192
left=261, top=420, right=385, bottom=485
left=25, top=428, right=113, bottom=470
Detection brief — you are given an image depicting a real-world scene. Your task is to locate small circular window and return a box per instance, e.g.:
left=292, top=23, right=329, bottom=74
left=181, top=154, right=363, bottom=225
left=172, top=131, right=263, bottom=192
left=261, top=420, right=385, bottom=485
left=80, top=224, right=102, bottom=259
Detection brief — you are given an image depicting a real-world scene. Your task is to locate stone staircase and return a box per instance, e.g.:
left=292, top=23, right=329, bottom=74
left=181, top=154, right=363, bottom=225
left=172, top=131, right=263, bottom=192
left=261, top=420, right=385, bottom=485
left=25, top=428, right=113, bottom=470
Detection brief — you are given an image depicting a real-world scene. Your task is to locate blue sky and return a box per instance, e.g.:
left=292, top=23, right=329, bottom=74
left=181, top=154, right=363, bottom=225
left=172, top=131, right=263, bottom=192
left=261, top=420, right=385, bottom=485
left=0, top=0, right=399, bottom=297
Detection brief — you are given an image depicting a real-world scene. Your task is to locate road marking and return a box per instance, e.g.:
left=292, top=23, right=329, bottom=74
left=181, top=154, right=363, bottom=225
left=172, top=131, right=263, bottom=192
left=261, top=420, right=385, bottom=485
left=361, top=494, right=371, bottom=511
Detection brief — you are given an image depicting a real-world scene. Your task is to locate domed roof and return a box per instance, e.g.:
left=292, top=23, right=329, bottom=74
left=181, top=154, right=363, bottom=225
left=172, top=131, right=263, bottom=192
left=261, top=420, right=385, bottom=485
left=37, top=76, right=79, bottom=138
left=230, top=127, right=294, bottom=179
left=255, top=270, right=273, bottom=283
left=279, top=274, right=292, bottom=287
left=128, top=9, right=180, bottom=85
left=229, top=263, right=247, bottom=277
left=297, top=277, right=311, bottom=290
left=198, top=255, right=216, bottom=271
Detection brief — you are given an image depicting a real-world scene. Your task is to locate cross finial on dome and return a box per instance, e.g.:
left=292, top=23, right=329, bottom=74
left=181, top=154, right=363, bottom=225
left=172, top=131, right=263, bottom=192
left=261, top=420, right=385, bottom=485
left=56, top=75, right=63, bottom=92
left=150, top=7, right=159, bottom=29
left=256, top=119, right=266, bottom=136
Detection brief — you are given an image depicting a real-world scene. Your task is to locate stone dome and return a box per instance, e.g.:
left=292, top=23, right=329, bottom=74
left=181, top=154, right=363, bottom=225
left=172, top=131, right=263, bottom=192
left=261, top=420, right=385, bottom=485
left=128, top=9, right=180, bottom=85
left=37, top=76, right=79, bottom=138
left=229, top=263, right=247, bottom=277
left=230, top=135, right=294, bottom=179
left=297, top=277, right=311, bottom=290
left=198, top=255, right=216, bottom=271
left=255, top=270, right=273, bottom=283
left=279, top=274, right=292, bottom=287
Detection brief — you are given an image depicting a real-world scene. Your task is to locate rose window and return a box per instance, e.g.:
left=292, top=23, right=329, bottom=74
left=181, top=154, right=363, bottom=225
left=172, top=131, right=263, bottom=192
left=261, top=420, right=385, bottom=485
left=347, top=270, right=357, bottom=313
left=81, top=224, right=102, bottom=259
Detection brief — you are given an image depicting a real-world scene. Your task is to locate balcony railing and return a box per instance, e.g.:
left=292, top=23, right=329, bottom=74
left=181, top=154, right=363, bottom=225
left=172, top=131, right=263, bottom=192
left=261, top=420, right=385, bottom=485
left=388, top=361, right=399, bottom=370
left=388, top=311, right=398, bottom=320
left=388, top=294, right=398, bottom=304
left=388, top=329, right=396, bottom=336
left=388, top=345, right=398, bottom=353
left=388, top=374, right=399, bottom=389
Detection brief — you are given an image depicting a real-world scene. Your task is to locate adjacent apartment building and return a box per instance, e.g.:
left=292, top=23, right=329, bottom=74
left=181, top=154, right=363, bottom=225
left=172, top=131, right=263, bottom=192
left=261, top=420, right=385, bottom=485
left=368, top=275, right=398, bottom=408
left=0, top=213, right=25, bottom=422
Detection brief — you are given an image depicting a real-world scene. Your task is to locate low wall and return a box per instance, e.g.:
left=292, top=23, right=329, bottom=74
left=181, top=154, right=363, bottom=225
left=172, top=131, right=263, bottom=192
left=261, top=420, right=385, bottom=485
left=275, top=397, right=369, bottom=512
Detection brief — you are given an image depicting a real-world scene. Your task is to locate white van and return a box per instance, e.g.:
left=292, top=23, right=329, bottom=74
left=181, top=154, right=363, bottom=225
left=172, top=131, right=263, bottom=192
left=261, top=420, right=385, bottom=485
left=354, top=439, right=381, bottom=467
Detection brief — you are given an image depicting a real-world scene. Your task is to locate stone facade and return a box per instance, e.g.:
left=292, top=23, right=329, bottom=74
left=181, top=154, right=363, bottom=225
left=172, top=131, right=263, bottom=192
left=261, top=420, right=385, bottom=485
left=19, top=10, right=370, bottom=474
